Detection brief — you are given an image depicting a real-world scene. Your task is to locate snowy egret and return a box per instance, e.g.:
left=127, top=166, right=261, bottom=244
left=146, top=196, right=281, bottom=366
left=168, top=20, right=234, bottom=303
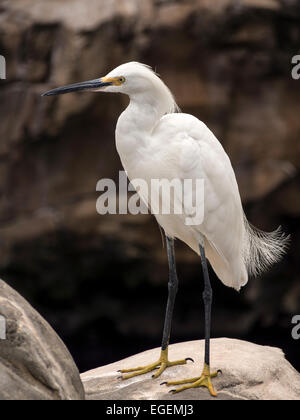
left=42, top=62, right=288, bottom=397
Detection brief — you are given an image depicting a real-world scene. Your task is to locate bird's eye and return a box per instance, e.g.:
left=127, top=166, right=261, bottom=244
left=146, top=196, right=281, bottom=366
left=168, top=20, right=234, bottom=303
left=116, top=76, right=125, bottom=85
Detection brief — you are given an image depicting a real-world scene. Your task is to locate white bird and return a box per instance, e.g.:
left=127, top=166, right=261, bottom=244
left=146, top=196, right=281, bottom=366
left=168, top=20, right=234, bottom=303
left=42, top=62, right=288, bottom=397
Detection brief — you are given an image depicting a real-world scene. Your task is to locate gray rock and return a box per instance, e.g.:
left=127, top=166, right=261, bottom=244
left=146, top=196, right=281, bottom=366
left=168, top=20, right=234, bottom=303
left=0, top=279, right=84, bottom=400
left=81, top=338, right=300, bottom=400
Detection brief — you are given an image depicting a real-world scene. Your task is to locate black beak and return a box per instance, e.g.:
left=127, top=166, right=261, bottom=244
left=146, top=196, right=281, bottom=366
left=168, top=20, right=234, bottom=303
left=42, top=78, right=112, bottom=97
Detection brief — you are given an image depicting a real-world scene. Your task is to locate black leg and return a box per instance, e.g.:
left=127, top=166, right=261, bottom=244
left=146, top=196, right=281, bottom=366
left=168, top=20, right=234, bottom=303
left=161, top=235, right=178, bottom=351
left=199, top=242, right=212, bottom=367
left=160, top=241, right=217, bottom=395
left=119, top=234, right=190, bottom=380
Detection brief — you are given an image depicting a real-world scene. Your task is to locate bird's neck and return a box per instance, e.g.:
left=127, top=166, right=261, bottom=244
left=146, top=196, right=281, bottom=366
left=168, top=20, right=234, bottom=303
left=118, top=95, right=165, bottom=133
left=115, top=96, right=164, bottom=172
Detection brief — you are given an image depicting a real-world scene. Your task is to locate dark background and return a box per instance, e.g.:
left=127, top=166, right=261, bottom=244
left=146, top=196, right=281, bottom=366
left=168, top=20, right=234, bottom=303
left=0, top=0, right=299, bottom=373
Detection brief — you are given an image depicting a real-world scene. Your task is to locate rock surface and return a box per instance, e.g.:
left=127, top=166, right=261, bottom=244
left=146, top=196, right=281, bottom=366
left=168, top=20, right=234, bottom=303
left=81, top=338, right=300, bottom=400
left=0, top=279, right=84, bottom=400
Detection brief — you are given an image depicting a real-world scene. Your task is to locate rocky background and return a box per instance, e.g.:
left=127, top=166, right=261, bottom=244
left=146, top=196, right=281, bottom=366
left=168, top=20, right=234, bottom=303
left=0, top=0, right=299, bottom=373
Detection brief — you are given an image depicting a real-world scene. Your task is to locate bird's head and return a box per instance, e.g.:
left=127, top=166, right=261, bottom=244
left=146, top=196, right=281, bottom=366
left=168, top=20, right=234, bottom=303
left=42, top=62, right=178, bottom=114
left=42, top=62, right=159, bottom=96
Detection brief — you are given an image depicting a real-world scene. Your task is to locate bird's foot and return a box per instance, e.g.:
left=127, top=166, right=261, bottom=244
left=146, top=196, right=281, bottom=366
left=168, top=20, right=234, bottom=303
left=162, top=363, right=220, bottom=397
left=118, top=348, right=193, bottom=380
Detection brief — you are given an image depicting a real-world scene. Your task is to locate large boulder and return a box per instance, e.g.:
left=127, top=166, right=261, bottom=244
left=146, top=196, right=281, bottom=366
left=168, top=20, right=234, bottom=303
left=81, top=338, right=300, bottom=400
left=0, top=279, right=84, bottom=400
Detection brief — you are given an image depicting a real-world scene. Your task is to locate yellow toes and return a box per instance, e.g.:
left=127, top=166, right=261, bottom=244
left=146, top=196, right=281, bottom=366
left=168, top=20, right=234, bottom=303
left=162, top=376, right=201, bottom=386
left=119, top=366, right=147, bottom=373
left=163, top=364, right=220, bottom=398
left=168, top=358, right=190, bottom=367
left=151, top=358, right=190, bottom=379
left=168, top=376, right=217, bottom=397
left=120, top=350, right=219, bottom=398
left=119, top=350, right=193, bottom=380
left=120, top=362, right=160, bottom=380
left=152, top=362, right=167, bottom=379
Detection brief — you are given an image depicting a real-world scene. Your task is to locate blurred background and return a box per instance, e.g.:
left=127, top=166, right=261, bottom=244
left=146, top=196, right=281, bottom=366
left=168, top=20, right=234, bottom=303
left=0, top=0, right=299, bottom=373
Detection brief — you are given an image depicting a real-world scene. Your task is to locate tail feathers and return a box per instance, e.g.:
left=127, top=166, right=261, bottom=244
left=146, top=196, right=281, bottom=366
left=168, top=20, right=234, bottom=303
left=243, top=214, right=290, bottom=277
